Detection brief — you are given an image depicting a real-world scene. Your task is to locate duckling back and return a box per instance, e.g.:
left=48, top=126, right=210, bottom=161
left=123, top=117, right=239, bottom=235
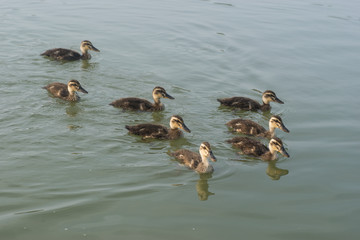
left=41, top=48, right=81, bottom=61
left=125, top=124, right=169, bottom=139
left=217, top=97, right=261, bottom=110
left=110, top=98, right=155, bottom=111
left=227, top=137, right=268, bottom=157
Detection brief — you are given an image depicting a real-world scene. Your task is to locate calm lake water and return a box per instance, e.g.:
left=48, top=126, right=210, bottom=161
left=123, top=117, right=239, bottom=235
left=1, top=0, right=360, bottom=239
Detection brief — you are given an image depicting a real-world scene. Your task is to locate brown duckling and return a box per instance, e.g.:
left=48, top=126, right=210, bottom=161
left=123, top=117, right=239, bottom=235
left=125, top=115, right=191, bottom=140
left=41, top=40, right=100, bottom=61
left=110, top=86, right=174, bottom=111
left=42, top=79, right=88, bottom=101
left=226, top=115, right=289, bottom=139
left=227, top=136, right=290, bottom=161
left=217, top=90, right=283, bottom=111
left=170, top=142, right=217, bottom=173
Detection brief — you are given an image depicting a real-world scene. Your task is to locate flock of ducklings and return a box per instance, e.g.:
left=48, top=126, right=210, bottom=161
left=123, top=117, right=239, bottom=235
left=41, top=40, right=290, bottom=174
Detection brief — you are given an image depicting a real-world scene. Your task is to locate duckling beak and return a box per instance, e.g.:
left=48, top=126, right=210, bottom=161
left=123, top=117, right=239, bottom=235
left=180, top=123, right=191, bottom=133
left=89, top=44, right=100, bottom=52
left=79, top=86, right=88, bottom=94
left=209, top=151, right=217, bottom=162
left=280, top=123, right=290, bottom=133
left=280, top=147, right=290, bottom=158
left=275, top=97, right=284, bottom=104
left=164, top=92, right=175, bottom=100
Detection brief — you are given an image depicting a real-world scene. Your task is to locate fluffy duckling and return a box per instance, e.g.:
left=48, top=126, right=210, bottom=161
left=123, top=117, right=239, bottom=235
left=217, top=90, right=283, bottom=111
left=226, top=115, right=289, bottom=139
left=42, top=79, right=88, bottom=101
left=110, top=87, right=174, bottom=111
left=170, top=142, right=217, bottom=173
left=41, top=40, right=100, bottom=61
left=125, top=115, right=191, bottom=140
left=227, top=136, right=290, bottom=161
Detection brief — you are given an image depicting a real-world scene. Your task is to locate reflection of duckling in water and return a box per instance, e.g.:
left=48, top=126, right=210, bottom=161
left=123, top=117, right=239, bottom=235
left=266, top=161, right=289, bottom=180
left=170, top=142, right=217, bottom=173
left=226, top=115, right=289, bottom=139
left=217, top=90, right=284, bottom=111
left=196, top=174, right=215, bottom=201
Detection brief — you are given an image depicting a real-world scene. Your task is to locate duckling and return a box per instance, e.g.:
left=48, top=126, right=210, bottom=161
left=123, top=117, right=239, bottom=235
left=170, top=142, right=217, bottom=173
left=227, top=136, right=290, bottom=161
left=217, top=90, right=283, bottom=111
left=42, top=79, right=88, bottom=101
left=226, top=115, right=289, bottom=139
left=125, top=115, right=191, bottom=140
left=41, top=40, right=100, bottom=61
left=110, top=87, right=174, bottom=111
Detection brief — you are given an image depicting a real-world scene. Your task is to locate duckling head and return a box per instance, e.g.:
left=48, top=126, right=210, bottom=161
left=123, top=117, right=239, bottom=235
left=269, top=137, right=290, bottom=158
left=262, top=90, right=284, bottom=104
left=269, top=115, right=290, bottom=133
left=199, top=142, right=217, bottom=162
left=80, top=40, right=100, bottom=54
left=169, top=115, right=191, bottom=133
left=152, top=86, right=174, bottom=101
left=67, top=80, right=88, bottom=94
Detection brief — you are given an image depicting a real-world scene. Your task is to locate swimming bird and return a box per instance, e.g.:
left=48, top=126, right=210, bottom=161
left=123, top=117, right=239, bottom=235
left=125, top=115, right=191, bottom=140
left=227, top=136, right=290, bottom=161
left=42, top=79, right=88, bottom=101
left=110, top=86, right=174, bottom=111
left=217, top=90, right=283, bottom=111
left=170, top=142, right=217, bottom=173
left=226, top=115, right=289, bottom=139
left=41, top=40, right=100, bottom=61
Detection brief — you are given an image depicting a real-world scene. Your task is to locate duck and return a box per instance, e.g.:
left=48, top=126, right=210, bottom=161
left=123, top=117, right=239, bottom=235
left=227, top=136, right=290, bottom=161
left=170, top=142, right=217, bottom=173
left=217, top=90, right=284, bottom=111
left=125, top=115, right=191, bottom=140
left=42, top=79, right=88, bottom=101
left=226, top=115, right=289, bottom=139
left=41, top=40, right=100, bottom=61
left=110, top=86, right=174, bottom=111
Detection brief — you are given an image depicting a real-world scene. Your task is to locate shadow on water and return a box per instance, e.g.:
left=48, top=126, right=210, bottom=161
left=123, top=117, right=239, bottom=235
left=196, top=173, right=215, bottom=201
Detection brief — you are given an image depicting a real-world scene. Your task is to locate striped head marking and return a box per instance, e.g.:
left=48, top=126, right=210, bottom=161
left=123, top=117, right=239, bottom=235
left=200, top=142, right=217, bottom=162
left=269, top=137, right=289, bottom=157
left=262, top=90, right=283, bottom=104
left=269, top=115, right=289, bottom=133
left=153, top=86, right=174, bottom=100
left=170, top=115, right=191, bottom=132
left=80, top=40, right=100, bottom=52
left=68, top=80, right=88, bottom=94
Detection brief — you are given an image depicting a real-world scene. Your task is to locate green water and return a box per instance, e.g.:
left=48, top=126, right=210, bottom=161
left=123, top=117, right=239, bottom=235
left=1, top=0, right=360, bottom=239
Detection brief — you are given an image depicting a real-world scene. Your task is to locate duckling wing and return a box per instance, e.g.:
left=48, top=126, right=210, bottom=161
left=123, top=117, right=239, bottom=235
left=43, top=82, right=69, bottom=98
left=41, top=48, right=81, bottom=61
left=126, top=124, right=169, bottom=139
left=218, top=97, right=261, bottom=110
left=171, top=149, right=201, bottom=168
left=227, top=137, right=268, bottom=157
left=226, top=119, right=266, bottom=135
left=110, top=98, right=153, bottom=111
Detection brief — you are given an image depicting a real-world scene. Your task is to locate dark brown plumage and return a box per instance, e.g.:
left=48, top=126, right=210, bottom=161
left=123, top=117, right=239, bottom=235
left=125, top=115, right=191, bottom=140
left=110, top=87, right=174, bottom=111
left=227, top=136, right=290, bottom=161
left=170, top=142, right=217, bottom=173
left=217, top=90, right=283, bottom=111
left=42, top=79, right=88, bottom=101
left=226, top=115, right=289, bottom=139
left=41, top=40, right=99, bottom=61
